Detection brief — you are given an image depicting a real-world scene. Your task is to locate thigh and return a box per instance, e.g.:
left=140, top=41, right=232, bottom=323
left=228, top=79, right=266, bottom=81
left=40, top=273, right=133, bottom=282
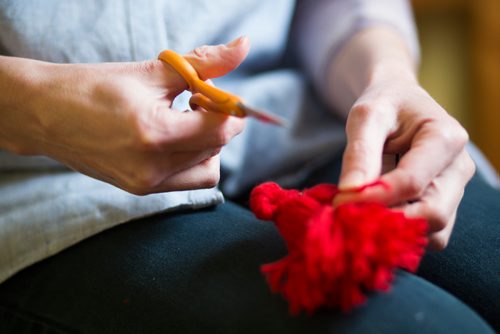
left=299, top=153, right=499, bottom=331
left=0, top=201, right=493, bottom=333
left=417, top=174, right=500, bottom=331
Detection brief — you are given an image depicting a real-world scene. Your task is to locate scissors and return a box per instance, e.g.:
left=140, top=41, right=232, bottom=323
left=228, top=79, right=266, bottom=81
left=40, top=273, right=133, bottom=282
left=158, top=50, right=286, bottom=126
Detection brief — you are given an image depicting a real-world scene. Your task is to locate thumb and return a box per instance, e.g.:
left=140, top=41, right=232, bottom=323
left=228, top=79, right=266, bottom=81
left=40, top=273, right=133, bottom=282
left=133, top=37, right=250, bottom=92
left=184, top=36, right=250, bottom=80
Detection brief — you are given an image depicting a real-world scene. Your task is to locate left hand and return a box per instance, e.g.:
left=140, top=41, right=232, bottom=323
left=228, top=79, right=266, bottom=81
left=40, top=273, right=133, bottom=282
left=333, top=78, right=476, bottom=250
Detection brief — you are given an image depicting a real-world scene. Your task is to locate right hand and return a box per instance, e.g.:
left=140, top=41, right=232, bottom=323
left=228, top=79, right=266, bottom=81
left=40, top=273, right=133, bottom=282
left=3, top=37, right=249, bottom=195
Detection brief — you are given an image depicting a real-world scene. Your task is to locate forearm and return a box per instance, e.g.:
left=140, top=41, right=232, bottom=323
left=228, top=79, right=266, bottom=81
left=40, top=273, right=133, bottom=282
left=0, top=56, right=48, bottom=154
left=0, top=56, right=109, bottom=157
left=293, top=0, right=419, bottom=116
left=326, top=26, right=419, bottom=117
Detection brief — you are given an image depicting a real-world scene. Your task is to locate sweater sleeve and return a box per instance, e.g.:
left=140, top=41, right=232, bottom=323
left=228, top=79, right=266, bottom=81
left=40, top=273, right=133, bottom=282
left=293, top=0, right=420, bottom=92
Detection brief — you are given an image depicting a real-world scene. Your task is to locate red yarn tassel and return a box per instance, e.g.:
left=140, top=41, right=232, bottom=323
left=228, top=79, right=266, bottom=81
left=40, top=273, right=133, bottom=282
left=249, top=181, right=428, bottom=314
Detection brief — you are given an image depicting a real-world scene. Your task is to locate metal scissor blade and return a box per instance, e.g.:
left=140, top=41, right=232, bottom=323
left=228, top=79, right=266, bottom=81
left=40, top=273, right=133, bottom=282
left=237, top=103, right=288, bottom=127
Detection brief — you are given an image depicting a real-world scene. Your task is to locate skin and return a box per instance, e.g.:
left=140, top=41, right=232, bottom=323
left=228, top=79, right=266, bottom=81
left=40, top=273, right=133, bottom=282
left=328, top=27, right=476, bottom=250
left=0, top=37, right=249, bottom=195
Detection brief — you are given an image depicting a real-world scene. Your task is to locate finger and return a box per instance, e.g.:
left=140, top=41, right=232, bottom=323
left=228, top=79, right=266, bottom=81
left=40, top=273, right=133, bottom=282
left=184, top=36, right=250, bottom=80
left=165, top=109, right=245, bottom=151
left=152, top=154, right=222, bottom=192
left=400, top=150, right=473, bottom=229
left=380, top=118, right=469, bottom=203
left=338, top=103, right=396, bottom=190
left=398, top=150, right=474, bottom=250
left=84, top=148, right=222, bottom=196
left=129, top=36, right=250, bottom=95
left=428, top=211, right=457, bottom=251
left=336, top=119, right=470, bottom=207
left=145, top=149, right=222, bottom=192
left=136, top=104, right=245, bottom=152
left=167, top=147, right=222, bottom=175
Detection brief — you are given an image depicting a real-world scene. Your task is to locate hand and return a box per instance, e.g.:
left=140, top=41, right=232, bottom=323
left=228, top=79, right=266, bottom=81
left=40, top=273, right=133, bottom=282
left=2, top=37, right=250, bottom=195
left=334, top=79, right=476, bottom=250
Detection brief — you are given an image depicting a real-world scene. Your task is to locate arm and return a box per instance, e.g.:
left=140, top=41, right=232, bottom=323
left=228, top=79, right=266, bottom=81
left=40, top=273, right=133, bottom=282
left=326, top=26, right=417, bottom=117
left=330, top=27, right=475, bottom=250
left=295, top=1, right=475, bottom=250
left=0, top=38, right=249, bottom=194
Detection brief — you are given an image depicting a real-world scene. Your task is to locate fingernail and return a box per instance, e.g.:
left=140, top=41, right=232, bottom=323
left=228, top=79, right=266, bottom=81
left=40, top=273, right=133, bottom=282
left=227, top=36, right=246, bottom=48
left=338, top=171, right=365, bottom=190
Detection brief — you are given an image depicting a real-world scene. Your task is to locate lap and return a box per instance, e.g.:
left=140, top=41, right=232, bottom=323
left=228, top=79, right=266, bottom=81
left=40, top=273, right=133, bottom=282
left=417, top=173, right=500, bottom=330
left=302, top=154, right=500, bottom=330
left=0, top=200, right=493, bottom=333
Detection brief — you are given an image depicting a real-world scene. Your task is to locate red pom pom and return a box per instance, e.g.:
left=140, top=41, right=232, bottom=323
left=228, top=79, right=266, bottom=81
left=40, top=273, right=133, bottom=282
left=249, top=182, right=299, bottom=221
left=250, top=182, right=428, bottom=314
left=303, top=184, right=339, bottom=204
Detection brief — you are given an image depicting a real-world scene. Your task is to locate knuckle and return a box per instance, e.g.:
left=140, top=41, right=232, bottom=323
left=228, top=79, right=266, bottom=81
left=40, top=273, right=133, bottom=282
left=467, top=160, right=476, bottom=179
left=201, top=168, right=220, bottom=188
left=211, top=147, right=222, bottom=157
left=403, top=173, right=426, bottom=198
left=92, top=79, right=130, bottom=108
left=133, top=115, right=173, bottom=151
left=427, top=208, right=448, bottom=232
left=350, top=101, right=388, bottom=124
left=435, top=127, right=454, bottom=146
left=119, top=177, right=149, bottom=195
left=124, top=186, right=149, bottom=196
left=213, top=128, right=232, bottom=146
left=454, top=125, right=470, bottom=147
left=135, top=130, right=159, bottom=150
left=124, top=168, right=161, bottom=194
left=132, top=60, right=160, bottom=76
left=351, top=103, right=374, bottom=119
left=463, top=152, right=476, bottom=178
left=193, top=45, right=211, bottom=58
left=348, top=104, right=374, bottom=129
left=229, top=117, right=245, bottom=136
left=217, top=117, right=245, bottom=145
left=198, top=158, right=220, bottom=188
left=437, top=121, right=469, bottom=150
left=429, top=234, right=449, bottom=251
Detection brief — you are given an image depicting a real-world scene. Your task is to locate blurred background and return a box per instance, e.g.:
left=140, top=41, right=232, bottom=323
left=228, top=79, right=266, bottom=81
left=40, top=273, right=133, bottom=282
left=412, top=0, right=499, bottom=173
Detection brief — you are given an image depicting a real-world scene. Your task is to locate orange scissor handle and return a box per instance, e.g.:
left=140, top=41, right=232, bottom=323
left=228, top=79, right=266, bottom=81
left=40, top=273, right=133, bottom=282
left=158, top=50, right=246, bottom=117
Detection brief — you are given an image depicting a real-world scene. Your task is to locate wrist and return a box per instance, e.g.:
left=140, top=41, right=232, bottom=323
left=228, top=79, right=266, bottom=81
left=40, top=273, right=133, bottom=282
left=326, top=26, right=419, bottom=115
left=366, top=58, right=418, bottom=90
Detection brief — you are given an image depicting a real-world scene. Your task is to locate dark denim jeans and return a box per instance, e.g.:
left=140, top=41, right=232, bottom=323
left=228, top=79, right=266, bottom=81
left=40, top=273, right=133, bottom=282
left=0, top=165, right=498, bottom=333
